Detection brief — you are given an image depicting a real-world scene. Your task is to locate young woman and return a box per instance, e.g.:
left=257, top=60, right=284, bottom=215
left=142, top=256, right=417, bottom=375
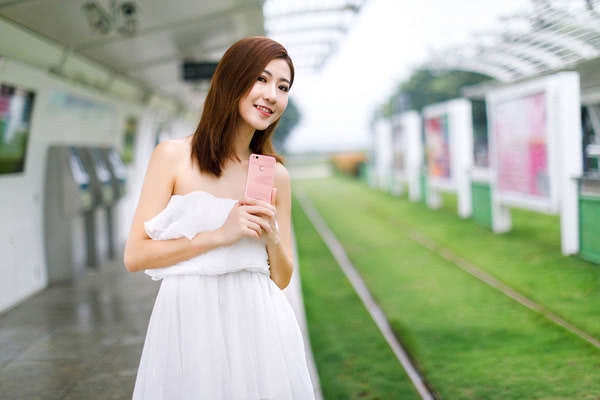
left=124, top=37, right=315, bottom=399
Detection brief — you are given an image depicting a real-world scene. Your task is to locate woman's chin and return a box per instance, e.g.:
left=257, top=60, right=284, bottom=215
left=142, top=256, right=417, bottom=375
left=250, top=121, right=272, bottom=131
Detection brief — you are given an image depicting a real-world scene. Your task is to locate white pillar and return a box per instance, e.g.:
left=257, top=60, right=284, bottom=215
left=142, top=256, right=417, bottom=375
left=450, top=99, right=473, bottom=218
left=556, top=72, right=582, bottom=255
left=375, top=119, right=393, bottom=191
left=404, top=111, right=423, bottom=202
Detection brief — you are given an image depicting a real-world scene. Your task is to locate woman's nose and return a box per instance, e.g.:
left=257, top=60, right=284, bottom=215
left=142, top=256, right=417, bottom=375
left=263, top=84, right=277, bottom=102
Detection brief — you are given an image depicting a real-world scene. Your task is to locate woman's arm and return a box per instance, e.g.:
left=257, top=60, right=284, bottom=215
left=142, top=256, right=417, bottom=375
left=265, top=163, right=295, bottom=290
left=123, top=141, right=227, bottom=273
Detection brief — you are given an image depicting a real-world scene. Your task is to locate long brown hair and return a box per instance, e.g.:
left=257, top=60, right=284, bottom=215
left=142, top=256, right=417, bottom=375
left=190, top=36, right=295, bottom=177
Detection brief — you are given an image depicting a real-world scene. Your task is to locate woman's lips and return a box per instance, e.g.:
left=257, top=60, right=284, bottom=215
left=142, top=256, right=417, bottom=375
left=254, top=105, right=273, bottom=116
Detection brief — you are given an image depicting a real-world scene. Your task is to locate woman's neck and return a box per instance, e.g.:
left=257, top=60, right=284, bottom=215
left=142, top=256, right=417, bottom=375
left=233, top=120, right=256, bottom=161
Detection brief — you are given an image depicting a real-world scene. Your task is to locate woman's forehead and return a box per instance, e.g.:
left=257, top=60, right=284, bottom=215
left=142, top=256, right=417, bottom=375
left=264, top=59, right=291, bottom=81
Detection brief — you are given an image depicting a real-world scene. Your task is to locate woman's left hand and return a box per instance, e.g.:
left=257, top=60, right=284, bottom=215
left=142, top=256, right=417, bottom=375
left=239, top=188, right=279, bottom=244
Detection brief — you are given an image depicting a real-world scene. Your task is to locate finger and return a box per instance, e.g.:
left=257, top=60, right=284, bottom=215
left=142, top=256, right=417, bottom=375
left=247, top=214, right=272, bottom=233
left=240, top=197, right=258, bottom=206
left=242, top=197, right=275, bottom=213
left=245, top=220, right=262, bottom=236
left=244, top=226, right=260, bottom=240
left=270, top=188, right=277, bottom=205
left=242, top=205, right=275, bottom=217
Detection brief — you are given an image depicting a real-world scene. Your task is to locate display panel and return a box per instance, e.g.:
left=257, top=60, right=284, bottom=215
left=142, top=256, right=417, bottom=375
left=472, top=99, right=489, bottom=168
left=0, top=83, right=35, bottom=174
left=425, top=113, right=451, bottom=181
left=493, top=92, right=549, bottom=200
left=486, top=72, right=580, bottom=254
left=68, top=148, right=90, bottom=189
left=582, top=105, right=600, bottom=174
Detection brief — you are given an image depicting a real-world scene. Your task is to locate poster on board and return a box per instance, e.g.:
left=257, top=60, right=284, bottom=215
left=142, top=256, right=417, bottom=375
left=425, top=113, right=451, bottom=182
left=493, top=92, right=550, bottom=202
left=0, top=83, right=35, bottom=174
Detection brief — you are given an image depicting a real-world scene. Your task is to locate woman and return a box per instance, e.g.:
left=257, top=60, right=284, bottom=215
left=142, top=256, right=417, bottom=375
left=124, top=37, right=315, bottom=399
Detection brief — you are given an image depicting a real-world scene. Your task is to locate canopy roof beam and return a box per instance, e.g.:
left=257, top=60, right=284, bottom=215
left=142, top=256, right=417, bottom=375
left=478, top=49, right=543, bottom=76
left=429, top=57, right=519, bottom=82
left=264, top=0, right=366, bottom=71
left=424, top=0, right=600, bottom=83
left=265, top=3, right=360, bottom=19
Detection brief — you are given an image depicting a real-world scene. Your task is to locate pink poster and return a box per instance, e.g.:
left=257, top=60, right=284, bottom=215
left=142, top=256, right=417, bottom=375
left=425, top=114, right=451, bottom=180
left=493, top=92, right=549, bottom=198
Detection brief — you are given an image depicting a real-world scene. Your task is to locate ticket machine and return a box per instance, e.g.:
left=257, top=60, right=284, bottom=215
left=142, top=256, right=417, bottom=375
left=98, top=147, right=127, bottom=259
left=44, top=146, right=94, bottom=284
left=78, top=147, right=115, bottom=268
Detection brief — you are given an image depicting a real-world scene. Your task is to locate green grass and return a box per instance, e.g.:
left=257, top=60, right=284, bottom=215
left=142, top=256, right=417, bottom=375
left=368, top=177, right=600, bottom=339
left=294, top=175, right=600, bottom=399
left=291, top=195, right=421, bottom=400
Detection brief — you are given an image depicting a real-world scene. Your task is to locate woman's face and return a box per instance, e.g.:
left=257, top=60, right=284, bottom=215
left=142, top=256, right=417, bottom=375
left=238, top=58, right=291, bottom=131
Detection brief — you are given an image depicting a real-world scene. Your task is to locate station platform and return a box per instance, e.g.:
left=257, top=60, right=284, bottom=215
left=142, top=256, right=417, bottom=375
left=0, top=245, right=320, bottom=399
left=0, top=251, right=156, bottom=399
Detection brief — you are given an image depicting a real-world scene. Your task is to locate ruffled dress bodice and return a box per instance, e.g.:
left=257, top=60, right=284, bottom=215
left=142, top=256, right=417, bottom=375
left=143, top=190, right=270, bottom=281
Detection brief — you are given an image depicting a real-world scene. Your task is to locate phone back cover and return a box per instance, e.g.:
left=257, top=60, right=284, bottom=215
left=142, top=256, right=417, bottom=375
left=245, top=155, right=276, bottom=202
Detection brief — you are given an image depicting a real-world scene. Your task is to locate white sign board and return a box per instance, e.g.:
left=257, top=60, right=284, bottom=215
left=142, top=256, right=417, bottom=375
left=486, top=72, right=582, bottom=255
left=423, top=99, right=473, bottom=218
left=390, top=111, right=423, bottom=200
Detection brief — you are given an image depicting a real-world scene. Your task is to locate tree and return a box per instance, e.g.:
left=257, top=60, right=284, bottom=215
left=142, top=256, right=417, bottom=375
left=272, top=97, right=301, bottom=153
left=383, top=69, right=492, bottom=117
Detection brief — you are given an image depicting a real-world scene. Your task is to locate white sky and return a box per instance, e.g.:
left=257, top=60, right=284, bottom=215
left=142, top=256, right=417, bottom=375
left=284, top=0, right=529, bottom=153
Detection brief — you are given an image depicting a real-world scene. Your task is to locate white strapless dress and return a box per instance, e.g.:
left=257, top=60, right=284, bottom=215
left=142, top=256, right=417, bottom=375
left=131, top=191, right=315, bottom=400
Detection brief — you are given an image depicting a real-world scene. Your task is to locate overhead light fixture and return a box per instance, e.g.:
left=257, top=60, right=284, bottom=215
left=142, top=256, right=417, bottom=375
left=82, top=0, right=138, bottom=36
left=117, top=2, right=137, bottom=35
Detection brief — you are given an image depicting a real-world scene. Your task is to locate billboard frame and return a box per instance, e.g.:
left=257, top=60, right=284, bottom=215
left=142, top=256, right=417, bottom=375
left=486, top=78, right=559, bottom=214
left=423, top=98, right=473, bottom=218
left=485, top=72, right=582, bottom=255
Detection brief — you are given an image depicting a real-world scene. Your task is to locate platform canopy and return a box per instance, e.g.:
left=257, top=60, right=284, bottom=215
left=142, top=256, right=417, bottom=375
left=263, top=0, right=366, bottom=71
left=426, top=0, right=600, bottom=83
left=0, top=0, right=265, bottom=110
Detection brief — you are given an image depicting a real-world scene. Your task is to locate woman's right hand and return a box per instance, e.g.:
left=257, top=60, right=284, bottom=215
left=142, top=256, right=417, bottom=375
left=216, top=201, right=274, bottom=246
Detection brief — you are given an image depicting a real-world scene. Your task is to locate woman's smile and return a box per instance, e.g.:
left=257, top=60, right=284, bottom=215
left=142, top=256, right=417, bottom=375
left=254, top=104, right=273, bottom=116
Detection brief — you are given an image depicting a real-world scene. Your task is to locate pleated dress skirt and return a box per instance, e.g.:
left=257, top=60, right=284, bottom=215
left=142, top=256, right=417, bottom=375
left=131, top=191, right=315, bottom=399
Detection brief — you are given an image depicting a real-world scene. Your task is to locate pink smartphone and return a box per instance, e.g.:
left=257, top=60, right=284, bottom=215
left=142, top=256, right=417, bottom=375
left=245, top=154, right=276, bottom=203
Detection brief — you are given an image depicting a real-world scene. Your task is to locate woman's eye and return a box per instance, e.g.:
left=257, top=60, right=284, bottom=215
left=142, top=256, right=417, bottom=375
left=279, top=85, right=289, bottom=92
left=257, top=76, right=267, bottom=82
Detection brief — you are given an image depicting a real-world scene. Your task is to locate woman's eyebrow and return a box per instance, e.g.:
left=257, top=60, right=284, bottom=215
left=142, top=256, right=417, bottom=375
left=263, top=69, right=291, bottom=85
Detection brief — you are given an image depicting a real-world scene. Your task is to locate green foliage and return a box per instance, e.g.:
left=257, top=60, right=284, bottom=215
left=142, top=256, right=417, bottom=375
left=291, top=195, right=421, bottom=400
left=296, top=175, right=600, bottom=399
left=381, top=69, right=491, bottom=118
left=273, top=97, right=301, bottom=153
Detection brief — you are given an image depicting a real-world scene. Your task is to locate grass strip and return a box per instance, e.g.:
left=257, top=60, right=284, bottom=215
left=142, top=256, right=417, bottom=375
left=317, top=174, right=600, bottom=340
left=291, top=195, right=421, bottom=400
left=295, top=176, right=600, bottom=399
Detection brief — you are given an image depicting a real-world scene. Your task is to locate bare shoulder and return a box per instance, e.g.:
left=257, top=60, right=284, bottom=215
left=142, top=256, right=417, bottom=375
left=274, top=161, right=290, bottom=182
left=152, top=139, right=183, bottom=163
left=274, top=162, right=291, bottom=203
left=152, top=138, right=191, bottom=175
left=129, top=140, right=183, bottom=238
left=165, top=136, right=191, bottom=155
